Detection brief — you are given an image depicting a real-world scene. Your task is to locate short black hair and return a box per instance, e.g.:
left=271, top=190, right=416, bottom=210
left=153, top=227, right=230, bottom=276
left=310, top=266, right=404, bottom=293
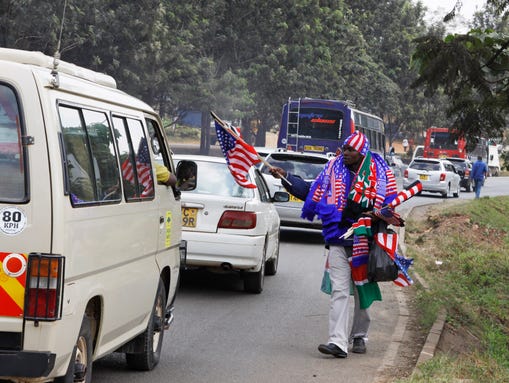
left=478, top=156, right=482, bottom=160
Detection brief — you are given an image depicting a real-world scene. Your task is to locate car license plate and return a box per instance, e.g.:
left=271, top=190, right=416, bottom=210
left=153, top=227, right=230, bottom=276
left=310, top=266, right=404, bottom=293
left=303, top=145, right=324, bottom=152
left=289, top=194, right=302, bottom=203
left=182, top=207, right=198, bottom=228
left=419, top=174, right=429, bottom=181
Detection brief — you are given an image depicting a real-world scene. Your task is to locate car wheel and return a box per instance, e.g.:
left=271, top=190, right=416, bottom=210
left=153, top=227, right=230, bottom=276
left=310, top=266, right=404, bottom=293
left=441, top=186, right=448, bottom=198
left=453, top=183, right=460, bottom=198
left=265, top=234, right=280, bottom=276
left=244, top=246, right=266, bottom=294
left=55, top=315, right=93, bottom=383
left=126, top=279, right=166, bottom=370
left=465, top=181, right=471, bottom=192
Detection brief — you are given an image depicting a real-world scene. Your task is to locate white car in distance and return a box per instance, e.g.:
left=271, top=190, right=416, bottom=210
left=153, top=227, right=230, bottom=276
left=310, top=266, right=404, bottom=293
left=403, top=157, right=461, bottom=198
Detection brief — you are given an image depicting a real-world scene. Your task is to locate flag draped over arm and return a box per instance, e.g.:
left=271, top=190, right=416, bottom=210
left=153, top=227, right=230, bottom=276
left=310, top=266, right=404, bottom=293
left=214, top=120, right=261, bottom=189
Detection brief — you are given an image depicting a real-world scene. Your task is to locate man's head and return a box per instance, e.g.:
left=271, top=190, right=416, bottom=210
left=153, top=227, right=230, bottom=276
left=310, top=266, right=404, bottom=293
left=478, top=156, right=482, bottom=161
left=342, top=131, right=368, bottom=167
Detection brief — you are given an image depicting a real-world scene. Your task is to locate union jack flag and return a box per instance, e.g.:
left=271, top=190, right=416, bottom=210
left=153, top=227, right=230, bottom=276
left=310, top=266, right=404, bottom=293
left=215, top=120, right=261, bottom=189
left=121, top=137, right=154, bottom=197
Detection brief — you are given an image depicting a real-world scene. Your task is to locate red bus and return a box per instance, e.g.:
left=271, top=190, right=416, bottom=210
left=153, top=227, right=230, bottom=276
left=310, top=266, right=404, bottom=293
left=423, top=127, right=466, bottom=159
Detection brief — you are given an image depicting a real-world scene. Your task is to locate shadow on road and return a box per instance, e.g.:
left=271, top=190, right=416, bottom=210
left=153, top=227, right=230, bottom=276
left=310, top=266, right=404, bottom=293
left=280, top=227, right=324, bottom=244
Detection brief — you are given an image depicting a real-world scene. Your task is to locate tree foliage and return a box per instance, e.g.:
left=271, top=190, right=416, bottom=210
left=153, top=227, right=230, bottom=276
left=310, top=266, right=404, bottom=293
left=411, top=0, right=509, bottom=148
left=0, top=0, right=443, bottom=148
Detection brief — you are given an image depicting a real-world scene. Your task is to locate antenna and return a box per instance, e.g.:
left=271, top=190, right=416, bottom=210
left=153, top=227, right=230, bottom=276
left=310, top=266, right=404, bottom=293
left=50, top=0, right=68, bottom=88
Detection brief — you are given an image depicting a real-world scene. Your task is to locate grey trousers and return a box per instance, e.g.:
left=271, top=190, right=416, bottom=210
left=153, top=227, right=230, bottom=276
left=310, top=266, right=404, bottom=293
left=327, top=245, right=371, bottom=353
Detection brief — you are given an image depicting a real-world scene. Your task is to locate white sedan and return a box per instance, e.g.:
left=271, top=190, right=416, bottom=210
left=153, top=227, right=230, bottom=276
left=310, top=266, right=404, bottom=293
left=403, top=158, right=461, bottom=198
left=173, top=155, right=288, bottom=293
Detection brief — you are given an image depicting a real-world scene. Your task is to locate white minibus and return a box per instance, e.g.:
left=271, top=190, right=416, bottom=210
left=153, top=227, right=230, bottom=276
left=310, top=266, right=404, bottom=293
left=0, top=48, right=183, bottom=383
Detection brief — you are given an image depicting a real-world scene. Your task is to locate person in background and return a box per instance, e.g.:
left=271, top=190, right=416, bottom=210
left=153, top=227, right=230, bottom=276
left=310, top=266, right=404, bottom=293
left=470, top=156, right=488, bottom=199
left=270, top=131, right=398, bottom=359
left=156, top=164, right=177, bottom=187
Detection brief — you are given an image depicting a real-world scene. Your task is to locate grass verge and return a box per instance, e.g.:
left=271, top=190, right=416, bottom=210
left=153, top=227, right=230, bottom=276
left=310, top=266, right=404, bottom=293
left=397, top=196, right=509, bottom=382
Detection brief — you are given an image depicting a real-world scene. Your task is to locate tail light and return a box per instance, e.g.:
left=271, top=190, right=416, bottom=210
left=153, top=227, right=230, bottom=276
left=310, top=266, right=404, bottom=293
left=24, top=254, right=64, bottom=321
left=404, top=169, right=408, bottom=178
left=218, top=211, right=256, bottom=229
left=465, top=169, right=470, bottom=177
left=439, top=173, right=446, bottom=181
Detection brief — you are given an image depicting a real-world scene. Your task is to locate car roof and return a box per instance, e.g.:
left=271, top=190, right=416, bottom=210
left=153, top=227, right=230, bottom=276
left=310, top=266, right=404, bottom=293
left=265, top=150, right=330, bottom=160
left=172, top=154, right=227, bottom=164
left=254, top=146, right=276, bottom=154
left=412, top=158, right=441, bottom=163
left=411, top=158, right=455, bottom=166
left=445, top=157, right=471, bottom=163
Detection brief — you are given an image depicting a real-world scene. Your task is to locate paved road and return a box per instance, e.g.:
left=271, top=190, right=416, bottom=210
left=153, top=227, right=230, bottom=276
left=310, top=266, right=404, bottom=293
left=93, top=229, right=403, bottom=383
left=91, top=162, right=508, bottom=383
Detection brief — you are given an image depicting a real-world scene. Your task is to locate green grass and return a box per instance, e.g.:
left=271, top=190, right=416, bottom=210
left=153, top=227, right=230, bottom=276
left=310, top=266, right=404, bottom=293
left=399, top=197, right=509, bottom=382
left=163, top=123, right=201, bottom=143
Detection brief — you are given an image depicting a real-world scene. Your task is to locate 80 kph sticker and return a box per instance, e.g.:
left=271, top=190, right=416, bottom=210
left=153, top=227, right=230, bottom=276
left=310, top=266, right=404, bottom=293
left=1, top=207, right=27, bottom=236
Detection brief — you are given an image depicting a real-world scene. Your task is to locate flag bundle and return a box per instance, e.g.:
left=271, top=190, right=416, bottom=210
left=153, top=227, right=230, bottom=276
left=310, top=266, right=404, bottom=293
left=121, top=137, right=154, bottom=197
left=212, top=112, right=261, bottom=189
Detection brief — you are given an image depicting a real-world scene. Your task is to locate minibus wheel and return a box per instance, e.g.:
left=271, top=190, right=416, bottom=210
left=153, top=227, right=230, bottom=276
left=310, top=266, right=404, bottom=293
left=126, top=279, right=166, bottom=370
left=55, top=315, right=93, bottom=383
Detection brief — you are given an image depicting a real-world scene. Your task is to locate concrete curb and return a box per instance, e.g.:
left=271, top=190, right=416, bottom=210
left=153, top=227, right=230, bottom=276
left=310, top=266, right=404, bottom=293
left=374, top=202, right=446, bottom=381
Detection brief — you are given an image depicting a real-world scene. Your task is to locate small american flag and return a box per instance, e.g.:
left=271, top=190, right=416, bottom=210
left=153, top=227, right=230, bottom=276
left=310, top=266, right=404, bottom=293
left=215, top=121, right=261, bottom=189
left=121, top=137, right=154, bottom=197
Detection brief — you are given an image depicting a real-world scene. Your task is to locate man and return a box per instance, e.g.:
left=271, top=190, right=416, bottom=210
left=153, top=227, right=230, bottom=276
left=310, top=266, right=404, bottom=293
left=470, top=156, right=488, bottom=199
left=269, top=131, right=398, bottom=358
left=156, top=164, right=177, bottom=187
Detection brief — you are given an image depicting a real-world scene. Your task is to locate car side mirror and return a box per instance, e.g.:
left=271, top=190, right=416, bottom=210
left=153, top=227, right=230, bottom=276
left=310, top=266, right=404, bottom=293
left=273, top=191, right=290, bottom=203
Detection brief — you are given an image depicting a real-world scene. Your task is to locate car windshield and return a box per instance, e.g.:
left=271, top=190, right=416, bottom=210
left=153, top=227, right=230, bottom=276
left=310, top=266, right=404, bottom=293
left=263, top=154, right=329, bottom=180
left=183, top=160, right=254, bottom=198
left=448, top=160, right=467, bottom=169
left=410, top=161, right=440, bottom=171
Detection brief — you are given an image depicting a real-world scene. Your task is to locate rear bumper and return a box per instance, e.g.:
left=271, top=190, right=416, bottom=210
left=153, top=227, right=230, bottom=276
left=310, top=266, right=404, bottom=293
left=0, top=350, right=55, bottom=378
left=460, top=178, right=471, bottom=188
left=403, top=179, right=448, bottom=194
left=276, top=204, right=321, bottom=229
left=182, top=232, right=265, bottom=270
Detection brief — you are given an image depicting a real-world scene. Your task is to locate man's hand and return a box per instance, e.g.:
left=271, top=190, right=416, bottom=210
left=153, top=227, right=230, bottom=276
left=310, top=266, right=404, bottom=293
left=268, top=166, right=287, bottom=179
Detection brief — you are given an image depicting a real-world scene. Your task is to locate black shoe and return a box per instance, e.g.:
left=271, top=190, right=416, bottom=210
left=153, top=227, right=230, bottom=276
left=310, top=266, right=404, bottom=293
left=318, top=343, right=347, bottom=358
left=352, top=337, right=366, bottom=354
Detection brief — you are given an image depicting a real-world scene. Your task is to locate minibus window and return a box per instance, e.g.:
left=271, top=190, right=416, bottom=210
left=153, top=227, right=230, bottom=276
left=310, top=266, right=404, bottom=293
left=113, top=116, right=155, bottom=201
left=0, top=85, right=25, bottom=202
left=60, top=105, right=121, bottom=205
left=82, top=110, right=121, bottom=201
left=60, top=107, right=96, bottom=204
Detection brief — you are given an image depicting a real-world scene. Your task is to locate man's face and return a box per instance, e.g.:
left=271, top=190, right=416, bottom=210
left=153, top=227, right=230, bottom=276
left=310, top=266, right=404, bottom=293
left=342, top=145, right=363, bottom=167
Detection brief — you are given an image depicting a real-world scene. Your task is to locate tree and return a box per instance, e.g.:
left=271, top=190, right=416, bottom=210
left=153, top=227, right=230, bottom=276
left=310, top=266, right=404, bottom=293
left=411, top=0, right=509, bottom=149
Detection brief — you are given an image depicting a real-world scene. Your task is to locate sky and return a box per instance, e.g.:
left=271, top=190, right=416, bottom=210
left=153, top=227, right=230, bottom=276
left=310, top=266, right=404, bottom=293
left=418, top=0, right=486, bottom=32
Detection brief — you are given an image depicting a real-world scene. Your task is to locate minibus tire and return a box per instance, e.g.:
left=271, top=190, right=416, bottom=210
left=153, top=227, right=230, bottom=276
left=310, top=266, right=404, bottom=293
left=126, top=279, right=166, bottom=370
left=55, top=315, right=93, bottom=383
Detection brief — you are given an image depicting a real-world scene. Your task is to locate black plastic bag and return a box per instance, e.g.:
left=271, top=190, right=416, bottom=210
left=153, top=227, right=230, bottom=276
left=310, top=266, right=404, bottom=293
left=367, top=222, right=399, bottom=282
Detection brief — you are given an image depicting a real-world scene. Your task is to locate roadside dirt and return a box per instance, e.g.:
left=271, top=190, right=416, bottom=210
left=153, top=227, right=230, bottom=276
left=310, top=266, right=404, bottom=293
left=375, top=203, right=476, bottom=382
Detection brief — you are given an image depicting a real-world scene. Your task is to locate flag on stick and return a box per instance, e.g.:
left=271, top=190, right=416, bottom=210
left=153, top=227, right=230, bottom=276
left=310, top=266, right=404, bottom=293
left=212, top=113, right=261, bottom=188
left=388, top=180, right=422, bottom=209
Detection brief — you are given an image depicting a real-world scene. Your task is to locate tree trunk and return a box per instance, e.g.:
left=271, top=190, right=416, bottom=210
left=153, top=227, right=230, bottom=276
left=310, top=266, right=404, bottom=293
left=255, top=117, right=267, bottom=147
left=200, top=111, right=210, bottom=155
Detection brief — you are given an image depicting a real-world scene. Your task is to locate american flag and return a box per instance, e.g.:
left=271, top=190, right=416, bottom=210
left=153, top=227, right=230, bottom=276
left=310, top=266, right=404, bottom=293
left=215, top=120, right=261, bottom=189
left=121, top=137, right=154, bottom=197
